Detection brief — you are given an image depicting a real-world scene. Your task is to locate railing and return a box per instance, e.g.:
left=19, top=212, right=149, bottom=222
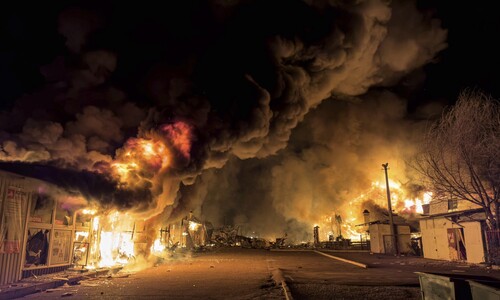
left=321, top=239, right=370, bottom=250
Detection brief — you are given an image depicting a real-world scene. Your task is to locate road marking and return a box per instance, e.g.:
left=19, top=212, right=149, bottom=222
left=313, top=250, right=368, bottom=268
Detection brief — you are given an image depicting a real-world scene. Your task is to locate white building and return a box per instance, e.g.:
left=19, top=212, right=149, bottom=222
left=419, top=199, right=487, bottom=264
left=369, top=222, right=412, bottom=254
left=360, top=210, right=414, bottom=254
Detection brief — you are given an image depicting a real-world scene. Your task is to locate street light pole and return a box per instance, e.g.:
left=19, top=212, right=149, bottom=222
left=382, top=163, right=399, bottom=255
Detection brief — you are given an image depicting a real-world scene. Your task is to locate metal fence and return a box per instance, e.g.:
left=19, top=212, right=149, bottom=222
left=321, top=239, right=370, bottom=250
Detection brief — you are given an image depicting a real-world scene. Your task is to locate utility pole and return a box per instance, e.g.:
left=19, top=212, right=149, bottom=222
left=382, top=163, right=399, bottom=255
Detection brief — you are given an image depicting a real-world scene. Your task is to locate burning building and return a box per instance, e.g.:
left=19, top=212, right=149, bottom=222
left=156, top=211, right=211, bottom=250
left=0, top=167, right=190, bottom=285
left=0, top=0, right=449, bottom=282
left=0, top=169, right=91, bottom=284
left=357, top=209, right=417, bottom=255
left=309, top=177, right=431, bottom=248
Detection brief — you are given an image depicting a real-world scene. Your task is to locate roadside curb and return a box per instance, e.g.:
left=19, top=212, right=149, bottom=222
left=313, top=250, right=368, bottom=268
left=320, top=249, right=370, bottom=253
left=269, top=249, right=312, bottom=252
left=271, top=268, right=294, bottom=300
left=0, top=269, right=110, bottom=299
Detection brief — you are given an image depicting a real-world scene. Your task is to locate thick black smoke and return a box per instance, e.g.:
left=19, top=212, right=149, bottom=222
left=0, top=161, right=152, bottom=211
left=0, top=0, right=446, bottom=222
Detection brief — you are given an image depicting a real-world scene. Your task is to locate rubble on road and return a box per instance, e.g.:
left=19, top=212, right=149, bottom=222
left=0, top=266, right=127, bottom=300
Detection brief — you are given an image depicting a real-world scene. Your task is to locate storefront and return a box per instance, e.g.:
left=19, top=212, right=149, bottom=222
left=0, top=170, right=92, bottom=284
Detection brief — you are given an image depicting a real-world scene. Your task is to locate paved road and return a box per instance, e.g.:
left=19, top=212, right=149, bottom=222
left=23, top=248, right=283, bottom=299
left=272, top=250, right=494, bottom=286
left=273, top=249, right=500, bottom=299
left=21, top=248, right=500, bottom=299
left=25, top=248, right=283, bottom=299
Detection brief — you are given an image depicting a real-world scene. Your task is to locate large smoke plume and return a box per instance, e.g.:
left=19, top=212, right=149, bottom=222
left=195, top=90, right=437, bottom=241
left=0, top=1, right=446, bottom=228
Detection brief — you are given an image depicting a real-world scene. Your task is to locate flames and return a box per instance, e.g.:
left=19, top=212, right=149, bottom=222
left=151, top=238, right=166, bottom=254
left=84, top=212, right=136, bottom=268
left=110, top=120, right=193, bottom=187
left=188, top=220, right=201, bottom=231
left=112, top=139, right=170, bottom=184
left=64, top=121, right=196, bottom=270
left=94, top=212, right=136, bottom=267
left=316, top=178, right=432, bottom=242
left=370, top=180, right=432, bottom=214
left=82, top=209, right=97, bottom=215
left=99, top=231, right=135, bottom=267
left=26, top=120, right=433, bottom=262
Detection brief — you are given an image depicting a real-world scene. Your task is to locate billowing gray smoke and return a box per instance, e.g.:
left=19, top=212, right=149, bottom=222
left=195, top=91, right=441, bottom=241
left=0, top=0, right=446, bottom=226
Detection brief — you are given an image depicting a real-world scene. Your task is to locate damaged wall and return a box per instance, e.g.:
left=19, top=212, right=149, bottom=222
left=0, top=169, right=92, bottom=283
left=0, top=171, right=30, bottom=285
left=420, top=218, right=486, bottom=264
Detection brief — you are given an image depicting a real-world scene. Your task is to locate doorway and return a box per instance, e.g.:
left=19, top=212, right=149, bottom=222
left=447, top=228, right=467, bottom=261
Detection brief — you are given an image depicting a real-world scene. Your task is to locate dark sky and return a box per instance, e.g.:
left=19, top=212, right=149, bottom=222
left=0, top=0, right=497, bottom=234
left=2, top=1, right=500, bottom=110
left=416, top=1, right=500, bottom=103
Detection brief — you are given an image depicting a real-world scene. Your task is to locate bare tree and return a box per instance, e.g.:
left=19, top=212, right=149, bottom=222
left=414, top=91, right=500, bottom=232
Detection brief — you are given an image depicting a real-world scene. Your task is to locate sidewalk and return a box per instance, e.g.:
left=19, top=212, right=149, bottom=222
left=0, top=267, right=119, bottom=299
left=318, top=250, right=500, bottom=279
left=271, top=249, right=500, bottom=283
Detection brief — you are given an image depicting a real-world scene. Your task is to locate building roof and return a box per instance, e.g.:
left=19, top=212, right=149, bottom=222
left=420, top=208, right=484, bottom=219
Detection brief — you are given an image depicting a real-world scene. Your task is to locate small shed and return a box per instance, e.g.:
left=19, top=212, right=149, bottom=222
left=357, top=210, right=415, bottom=254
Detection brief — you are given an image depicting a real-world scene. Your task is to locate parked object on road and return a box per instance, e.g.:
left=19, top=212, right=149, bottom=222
left=416, top=271, right=500, bottom=300
left=467, top=280, right=500, bottom=300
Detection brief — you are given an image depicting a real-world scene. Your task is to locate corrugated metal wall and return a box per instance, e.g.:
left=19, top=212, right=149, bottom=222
left=0, top=174, right=30, bottom=285
left=0, top=252, right=23, bottom=285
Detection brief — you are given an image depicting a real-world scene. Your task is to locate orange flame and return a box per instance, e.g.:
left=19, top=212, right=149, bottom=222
left=110, top=121, right=193, bottom=187
left=316, top=179, right=432, bottom=242
left=82, top=122, right=195, bottom=269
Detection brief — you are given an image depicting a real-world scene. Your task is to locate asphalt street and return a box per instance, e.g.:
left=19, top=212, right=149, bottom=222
left=20, top=248, right=500, bottom=299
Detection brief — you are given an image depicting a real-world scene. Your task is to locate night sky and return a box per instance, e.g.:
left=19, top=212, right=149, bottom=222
left=0, top=0, right=498, bottom=238
left=2, top=1, right=500, bottom=109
